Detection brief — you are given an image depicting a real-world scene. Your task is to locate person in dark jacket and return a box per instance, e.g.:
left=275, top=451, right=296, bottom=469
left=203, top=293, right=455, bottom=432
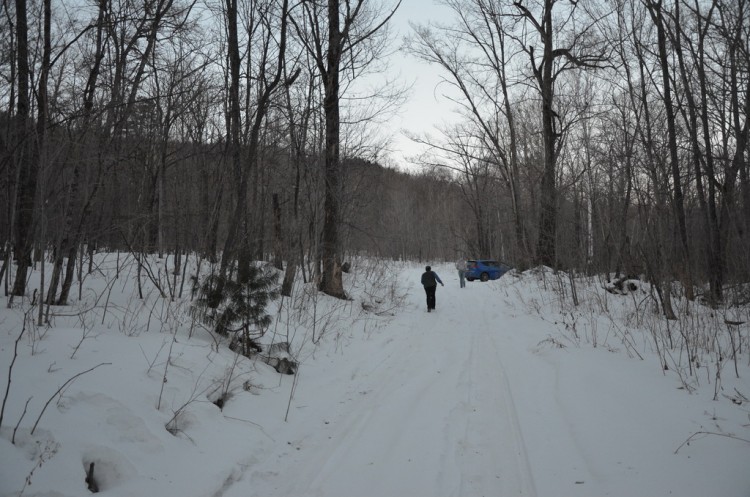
left=421, top=265, right=444, bottom=312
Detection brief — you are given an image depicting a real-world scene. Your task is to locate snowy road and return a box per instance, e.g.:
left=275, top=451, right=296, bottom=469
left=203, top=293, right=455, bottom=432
left=226, top=264, right=750, bottom=497
left=242, top=268, right=538, bottom=497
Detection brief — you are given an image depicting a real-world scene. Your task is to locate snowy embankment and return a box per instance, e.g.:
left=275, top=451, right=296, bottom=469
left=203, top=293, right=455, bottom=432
left=1, top=255, right=748, bottom=497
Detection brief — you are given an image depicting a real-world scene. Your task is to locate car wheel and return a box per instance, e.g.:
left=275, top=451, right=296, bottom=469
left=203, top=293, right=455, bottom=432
left=480, top=272, right=489, bottom=282
left=467, top=277, right=474, bottom=282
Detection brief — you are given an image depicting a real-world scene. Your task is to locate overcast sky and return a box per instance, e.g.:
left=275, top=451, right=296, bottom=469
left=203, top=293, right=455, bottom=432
left=377, top=0, right=455, bottom=170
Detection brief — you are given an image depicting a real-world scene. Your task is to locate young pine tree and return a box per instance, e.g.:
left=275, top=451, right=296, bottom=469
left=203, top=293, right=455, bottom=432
left=194, top=261, right=279, bottom=355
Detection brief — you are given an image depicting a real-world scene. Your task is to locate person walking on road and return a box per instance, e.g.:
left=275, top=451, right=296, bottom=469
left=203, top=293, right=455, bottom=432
left=456, top=259, right=466, bottom=288
left=421, top=266, right=444, bottom=312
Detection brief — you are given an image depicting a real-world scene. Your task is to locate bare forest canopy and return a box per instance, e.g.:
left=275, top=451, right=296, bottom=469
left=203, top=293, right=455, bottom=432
left=1, top=0, right=750, bottom=308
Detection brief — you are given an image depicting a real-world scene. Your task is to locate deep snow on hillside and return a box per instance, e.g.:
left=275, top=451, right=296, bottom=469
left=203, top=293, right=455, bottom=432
left=1, top=255, right=748, bottom=497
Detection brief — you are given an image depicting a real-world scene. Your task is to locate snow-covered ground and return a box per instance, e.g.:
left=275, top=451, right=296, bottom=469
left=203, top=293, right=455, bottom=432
left=1, top=256, right=748, bottom=497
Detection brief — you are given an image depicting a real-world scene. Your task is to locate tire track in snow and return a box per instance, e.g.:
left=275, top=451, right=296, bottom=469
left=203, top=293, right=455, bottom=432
left=442, top=289, right=538, bottom=497
left=278, top=323, right=461, bottom=496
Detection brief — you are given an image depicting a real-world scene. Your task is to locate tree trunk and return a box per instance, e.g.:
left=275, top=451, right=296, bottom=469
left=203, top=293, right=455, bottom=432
left=681, top=0, right=721, bottom=302
left=11, top=0, right=37, bottom=297
left=534, top=0, right=558, bottom=268
left=646, top=0, right=693, bottom=299
left=57, top=244, right=78, bottom=305
left=319, top=0, right=346, bottom=298
left=35, top=0, right=51, bottom=324
left=272, top=193, right=283, bottom=270
left=221, top=0, right=288, bottom=275
left=219, top=0, right=244, bottom=277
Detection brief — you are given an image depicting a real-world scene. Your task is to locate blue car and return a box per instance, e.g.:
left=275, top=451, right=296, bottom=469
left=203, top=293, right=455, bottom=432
left=465, top=260, right=510, bottom=282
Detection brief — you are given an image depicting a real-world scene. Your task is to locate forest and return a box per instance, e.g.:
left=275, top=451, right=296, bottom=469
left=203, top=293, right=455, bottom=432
left=1, top=0, right=749, bottom=315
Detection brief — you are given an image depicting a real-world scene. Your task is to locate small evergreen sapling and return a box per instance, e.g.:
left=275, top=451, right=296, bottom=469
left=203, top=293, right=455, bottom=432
left=193, top=263, right=280, bottom=356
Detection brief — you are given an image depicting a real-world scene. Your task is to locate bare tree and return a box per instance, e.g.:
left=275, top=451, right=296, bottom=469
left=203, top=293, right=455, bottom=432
left=10, top=0, right=35, bottom=298
left=511, top=0, right=609, bottom=267
left=643, top=0, right=693, bottom=298
left=292, top=0, right=400, bottom=298
left=406, top=0, right=530, bottom=263
left=220, top=0, right=290, bottom=279
left=46, top=0, right=110, bottom=306
left=278, top=49, right=320, bottom=296
left=713, top=0, right=750, bottom=293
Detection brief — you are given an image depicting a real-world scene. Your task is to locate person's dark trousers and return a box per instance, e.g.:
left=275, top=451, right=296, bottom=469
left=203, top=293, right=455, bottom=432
left=424, top=285, right=437, bottom=310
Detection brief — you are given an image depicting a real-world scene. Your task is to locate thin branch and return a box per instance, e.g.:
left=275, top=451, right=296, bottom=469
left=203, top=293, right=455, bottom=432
left=0, top=314, right=27, bottom=428
left=674, top=431, right=750, bottom=454
left=31, top=363, right=111, bottom=435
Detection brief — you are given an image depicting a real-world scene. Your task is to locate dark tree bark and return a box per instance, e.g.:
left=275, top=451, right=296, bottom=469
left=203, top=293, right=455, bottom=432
left=34, top=0, right=50, bottom=323
left=319, top=0, right=347, bottom=298
left=534, top=0, right=558, bottom=268
left=672, top=0, right=722, bottom=302
left=645, top=0, right=693, bottom=299
left=220, top=0, right=289, bottom=278
left=47, top=0, right=108, bottom=306
left=295, top=0, right=399, bottom=298
left=513, top=0, right=607, bottom=268
left=10, top=0, right=37, bottom=297
left=719, top=0, right=750, bottom=288
left=630, top=5, right=676, bottom=319
left=219, top=0, right=242, bottom=277
left=280, top=64, right=309, bottom=298
left=272, top=193, right=283, bottom=270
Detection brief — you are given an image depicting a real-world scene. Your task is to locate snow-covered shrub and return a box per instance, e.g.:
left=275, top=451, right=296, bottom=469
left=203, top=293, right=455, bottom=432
left=345, top=257, right=408, bottom=316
